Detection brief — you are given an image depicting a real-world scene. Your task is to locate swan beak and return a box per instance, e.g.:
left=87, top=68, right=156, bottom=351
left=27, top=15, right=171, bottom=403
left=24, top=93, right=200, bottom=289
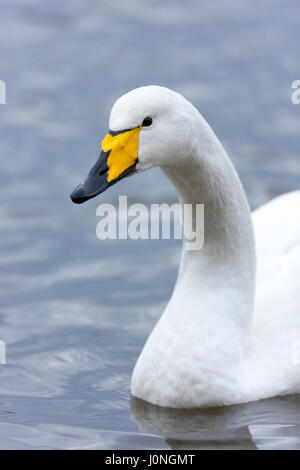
left=70, top=127, right=141, bottom=204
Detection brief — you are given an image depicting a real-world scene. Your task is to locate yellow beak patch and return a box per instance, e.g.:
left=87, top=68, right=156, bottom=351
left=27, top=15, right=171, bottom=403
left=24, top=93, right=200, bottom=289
left=101, top=127, right=141, bottom=182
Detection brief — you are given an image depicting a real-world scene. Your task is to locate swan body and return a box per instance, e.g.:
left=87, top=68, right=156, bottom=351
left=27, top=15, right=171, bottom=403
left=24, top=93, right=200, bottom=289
left=71, top=86, right=300, bottom=408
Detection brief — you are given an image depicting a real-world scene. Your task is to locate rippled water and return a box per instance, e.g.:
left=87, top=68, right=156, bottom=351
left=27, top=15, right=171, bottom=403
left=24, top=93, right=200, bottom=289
left=0, top=0, right=300, bottom=449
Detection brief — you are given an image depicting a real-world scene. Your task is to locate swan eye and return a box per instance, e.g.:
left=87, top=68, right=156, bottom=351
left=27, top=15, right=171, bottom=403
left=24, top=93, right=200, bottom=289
left=142, top=116, right=153, bottom=127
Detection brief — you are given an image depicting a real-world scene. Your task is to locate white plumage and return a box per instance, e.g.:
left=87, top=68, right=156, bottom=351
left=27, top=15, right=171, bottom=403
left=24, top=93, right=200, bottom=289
left=110, top=86, right=300, bottom=408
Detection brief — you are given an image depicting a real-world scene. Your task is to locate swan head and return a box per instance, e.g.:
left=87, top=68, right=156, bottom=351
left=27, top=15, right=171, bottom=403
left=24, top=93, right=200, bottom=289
left=70, top=85, right=196, bottom=203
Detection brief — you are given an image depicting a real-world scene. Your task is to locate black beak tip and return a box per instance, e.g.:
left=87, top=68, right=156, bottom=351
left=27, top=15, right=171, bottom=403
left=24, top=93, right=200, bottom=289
left=70, top=186, right=89, bottom=204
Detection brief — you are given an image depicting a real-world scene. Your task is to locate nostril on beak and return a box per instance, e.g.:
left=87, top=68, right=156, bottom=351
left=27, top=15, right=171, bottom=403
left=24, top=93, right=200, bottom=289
left=99, top=167, right=108, bottom=176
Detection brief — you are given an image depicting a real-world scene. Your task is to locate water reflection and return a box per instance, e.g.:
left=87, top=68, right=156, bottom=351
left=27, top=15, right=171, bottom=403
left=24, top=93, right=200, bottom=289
left=131, top=395, right=300, bottom=449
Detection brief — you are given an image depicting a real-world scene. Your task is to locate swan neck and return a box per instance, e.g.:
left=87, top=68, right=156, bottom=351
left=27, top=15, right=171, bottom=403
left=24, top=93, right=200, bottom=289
left=161, top=123, right=256, bottom=344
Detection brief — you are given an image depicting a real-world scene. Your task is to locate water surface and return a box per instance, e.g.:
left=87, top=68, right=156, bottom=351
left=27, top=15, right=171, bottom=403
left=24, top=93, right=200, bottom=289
left=0, top=0, right=300, bottom=449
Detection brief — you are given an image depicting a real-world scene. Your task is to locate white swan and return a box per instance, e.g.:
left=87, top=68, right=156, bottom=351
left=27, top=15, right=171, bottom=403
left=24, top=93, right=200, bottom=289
left=71, top=85, right=300, bottom=408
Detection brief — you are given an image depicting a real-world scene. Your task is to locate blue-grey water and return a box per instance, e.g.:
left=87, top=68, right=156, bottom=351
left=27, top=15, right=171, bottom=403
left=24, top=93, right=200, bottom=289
left=0, top=0, right=300, bottom=449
